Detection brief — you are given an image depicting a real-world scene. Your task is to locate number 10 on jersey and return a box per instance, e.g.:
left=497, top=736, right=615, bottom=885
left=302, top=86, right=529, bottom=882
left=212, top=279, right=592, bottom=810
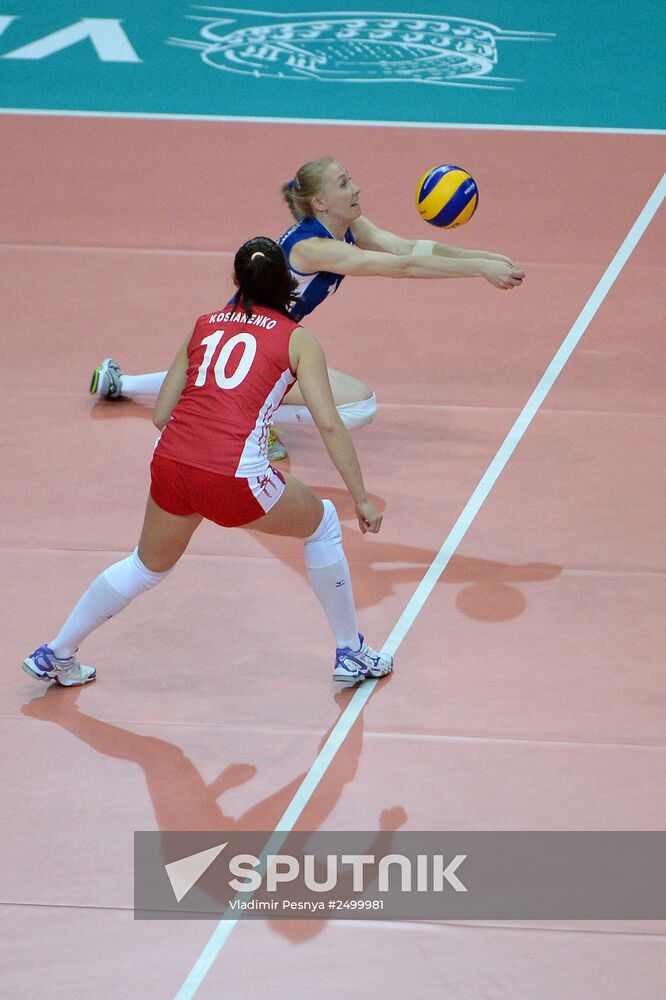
left=195, top=331, right=258, bottom=390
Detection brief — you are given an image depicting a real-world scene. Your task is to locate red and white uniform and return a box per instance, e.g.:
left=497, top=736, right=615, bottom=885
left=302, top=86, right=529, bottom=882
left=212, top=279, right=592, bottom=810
left=157, top=305, right=297, bottom=475
left=150, top=304, right=298, bottom=528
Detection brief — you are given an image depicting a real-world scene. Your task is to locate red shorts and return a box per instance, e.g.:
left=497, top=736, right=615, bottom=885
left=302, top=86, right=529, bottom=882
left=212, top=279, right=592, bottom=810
left=150, top=453, right=286, bottom=528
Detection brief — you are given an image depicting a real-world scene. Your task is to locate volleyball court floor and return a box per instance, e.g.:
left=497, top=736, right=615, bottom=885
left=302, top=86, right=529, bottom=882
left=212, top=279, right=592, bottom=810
left=1, top=115, right=665, bottom=998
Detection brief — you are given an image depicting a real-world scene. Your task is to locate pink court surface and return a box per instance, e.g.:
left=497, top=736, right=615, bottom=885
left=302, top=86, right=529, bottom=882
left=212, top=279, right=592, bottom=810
left=1, top=115, right=665, bottom=998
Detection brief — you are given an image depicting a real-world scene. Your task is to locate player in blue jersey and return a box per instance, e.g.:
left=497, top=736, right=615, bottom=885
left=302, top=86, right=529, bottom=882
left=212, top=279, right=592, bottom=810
left=277, top=214, right=356, bottom=321
left=90, top=156, right=524, bottom=459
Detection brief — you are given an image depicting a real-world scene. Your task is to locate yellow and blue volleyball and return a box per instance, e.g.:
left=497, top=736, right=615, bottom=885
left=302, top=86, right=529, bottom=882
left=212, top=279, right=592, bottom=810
left=415, top=164, right=479, bottom=228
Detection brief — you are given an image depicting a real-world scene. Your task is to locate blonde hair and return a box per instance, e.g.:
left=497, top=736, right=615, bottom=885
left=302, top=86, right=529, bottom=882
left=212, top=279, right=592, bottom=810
left=281, top=156, right=336, bottom=221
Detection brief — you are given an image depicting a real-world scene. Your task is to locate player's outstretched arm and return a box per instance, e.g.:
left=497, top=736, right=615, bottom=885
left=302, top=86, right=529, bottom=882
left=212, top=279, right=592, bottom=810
left=153, top=335, right=190, bottom=430
left=289, top=328, right=382, bottom=534
left=351, top=215, right=415, bottom=254
left=352, top=215, right=516, bottom=265
left=428, top=242, right=516, bottom=265
left=291, top=235, right=524, bottom=288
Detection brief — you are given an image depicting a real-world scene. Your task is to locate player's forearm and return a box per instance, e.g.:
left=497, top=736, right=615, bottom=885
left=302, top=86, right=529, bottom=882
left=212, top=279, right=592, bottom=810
left=404, top=254, right=485, bottom=278
left=318, top=421, right=369, bottom=505
left=433, top=244, right=503, bottom=261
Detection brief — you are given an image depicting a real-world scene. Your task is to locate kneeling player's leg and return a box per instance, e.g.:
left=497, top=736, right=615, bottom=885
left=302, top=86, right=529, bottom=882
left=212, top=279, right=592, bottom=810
left=274, top=368, right=377, bottom=431
left=90, top=358, right=168, bottom=400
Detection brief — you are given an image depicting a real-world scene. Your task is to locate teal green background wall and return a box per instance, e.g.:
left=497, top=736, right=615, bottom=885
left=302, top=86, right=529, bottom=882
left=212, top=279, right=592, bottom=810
left=1, top=2, right=664, bottom=129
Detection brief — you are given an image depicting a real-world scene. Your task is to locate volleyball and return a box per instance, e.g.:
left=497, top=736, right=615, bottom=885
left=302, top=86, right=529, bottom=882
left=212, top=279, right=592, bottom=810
left=415, top=164, right=479, bottom=228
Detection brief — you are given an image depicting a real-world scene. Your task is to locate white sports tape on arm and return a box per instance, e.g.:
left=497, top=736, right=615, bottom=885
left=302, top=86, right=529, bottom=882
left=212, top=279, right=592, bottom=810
left=412, top=240, right=436, bottom=256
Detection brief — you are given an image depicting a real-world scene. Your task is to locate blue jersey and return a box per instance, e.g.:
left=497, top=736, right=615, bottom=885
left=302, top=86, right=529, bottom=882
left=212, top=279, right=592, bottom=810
left=278, top=217, right=355, bottom=321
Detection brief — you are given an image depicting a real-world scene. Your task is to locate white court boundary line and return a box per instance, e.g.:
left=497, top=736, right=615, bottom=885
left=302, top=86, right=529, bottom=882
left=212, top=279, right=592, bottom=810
left=173, top=173, right=665, bottom=999
left=1, top=107, right=665, bottom=134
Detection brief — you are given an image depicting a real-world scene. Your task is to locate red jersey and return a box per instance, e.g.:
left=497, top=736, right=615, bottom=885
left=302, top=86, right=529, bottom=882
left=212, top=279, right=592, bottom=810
left=155, top=304, right=298, bottom=476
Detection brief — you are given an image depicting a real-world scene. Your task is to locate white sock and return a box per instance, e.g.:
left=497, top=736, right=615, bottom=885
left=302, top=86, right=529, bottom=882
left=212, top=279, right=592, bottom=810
left=49, top=550, right=172, bottom=658
left=303, top=500, right=359, bottom=649
left=103, top=548, right=171, bottom=598
left=306, top=558, right=360, bottom=650
left=49, top=576, right=131, bottom=658
left=273, top=393, right=377, bottom=431
left=120, top=371, right=167, bottom=399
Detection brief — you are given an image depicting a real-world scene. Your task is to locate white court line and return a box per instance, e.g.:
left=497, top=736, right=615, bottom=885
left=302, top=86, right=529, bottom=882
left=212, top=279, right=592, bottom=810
left=173, top=173, right=665, bottom=999
left=1, top=107, right=664, bottom=134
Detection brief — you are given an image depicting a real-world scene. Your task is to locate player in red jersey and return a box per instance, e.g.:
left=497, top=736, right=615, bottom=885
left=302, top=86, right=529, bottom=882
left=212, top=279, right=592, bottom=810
left=21, top=236, right=393, bottom=689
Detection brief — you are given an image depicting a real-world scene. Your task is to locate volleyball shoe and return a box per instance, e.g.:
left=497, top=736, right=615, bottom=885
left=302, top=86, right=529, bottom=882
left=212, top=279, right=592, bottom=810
left=333, top=634, right=393, bottom=686
left=90, top=358, right=124, bottom=398
left=21, top=645, right=96, bottom=686
left=267, top=426, right=288, bottom=461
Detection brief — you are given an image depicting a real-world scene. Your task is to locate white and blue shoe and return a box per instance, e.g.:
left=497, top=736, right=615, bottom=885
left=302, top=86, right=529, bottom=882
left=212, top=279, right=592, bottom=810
left=333, top=634, right=393, bottom=686
left=21, top=645, right=96, bottom=687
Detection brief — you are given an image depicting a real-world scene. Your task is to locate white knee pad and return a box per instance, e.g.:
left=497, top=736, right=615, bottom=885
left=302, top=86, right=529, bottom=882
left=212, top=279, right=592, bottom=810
left=103, top=548, right=173, bottom=600
left=303, top=499, right=344, bottom=569
left=337, top=393, right=377, bottom=431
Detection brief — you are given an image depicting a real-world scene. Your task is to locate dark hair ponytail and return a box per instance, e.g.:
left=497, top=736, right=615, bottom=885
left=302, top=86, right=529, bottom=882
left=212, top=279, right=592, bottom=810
left=232, top=236, right=299, bottom=318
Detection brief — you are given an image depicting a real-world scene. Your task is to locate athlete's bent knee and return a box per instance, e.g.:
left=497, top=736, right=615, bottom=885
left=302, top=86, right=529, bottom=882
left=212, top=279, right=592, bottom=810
left=103, top=548, right=174, bottom=599
left=303, top=499, right=344, bottom=569
left=336, top=393, right=377, bottom=431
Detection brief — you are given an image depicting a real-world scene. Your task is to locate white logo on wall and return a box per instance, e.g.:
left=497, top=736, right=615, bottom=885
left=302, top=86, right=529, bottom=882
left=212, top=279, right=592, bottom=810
left=170, top=6, right=553, bottom=88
